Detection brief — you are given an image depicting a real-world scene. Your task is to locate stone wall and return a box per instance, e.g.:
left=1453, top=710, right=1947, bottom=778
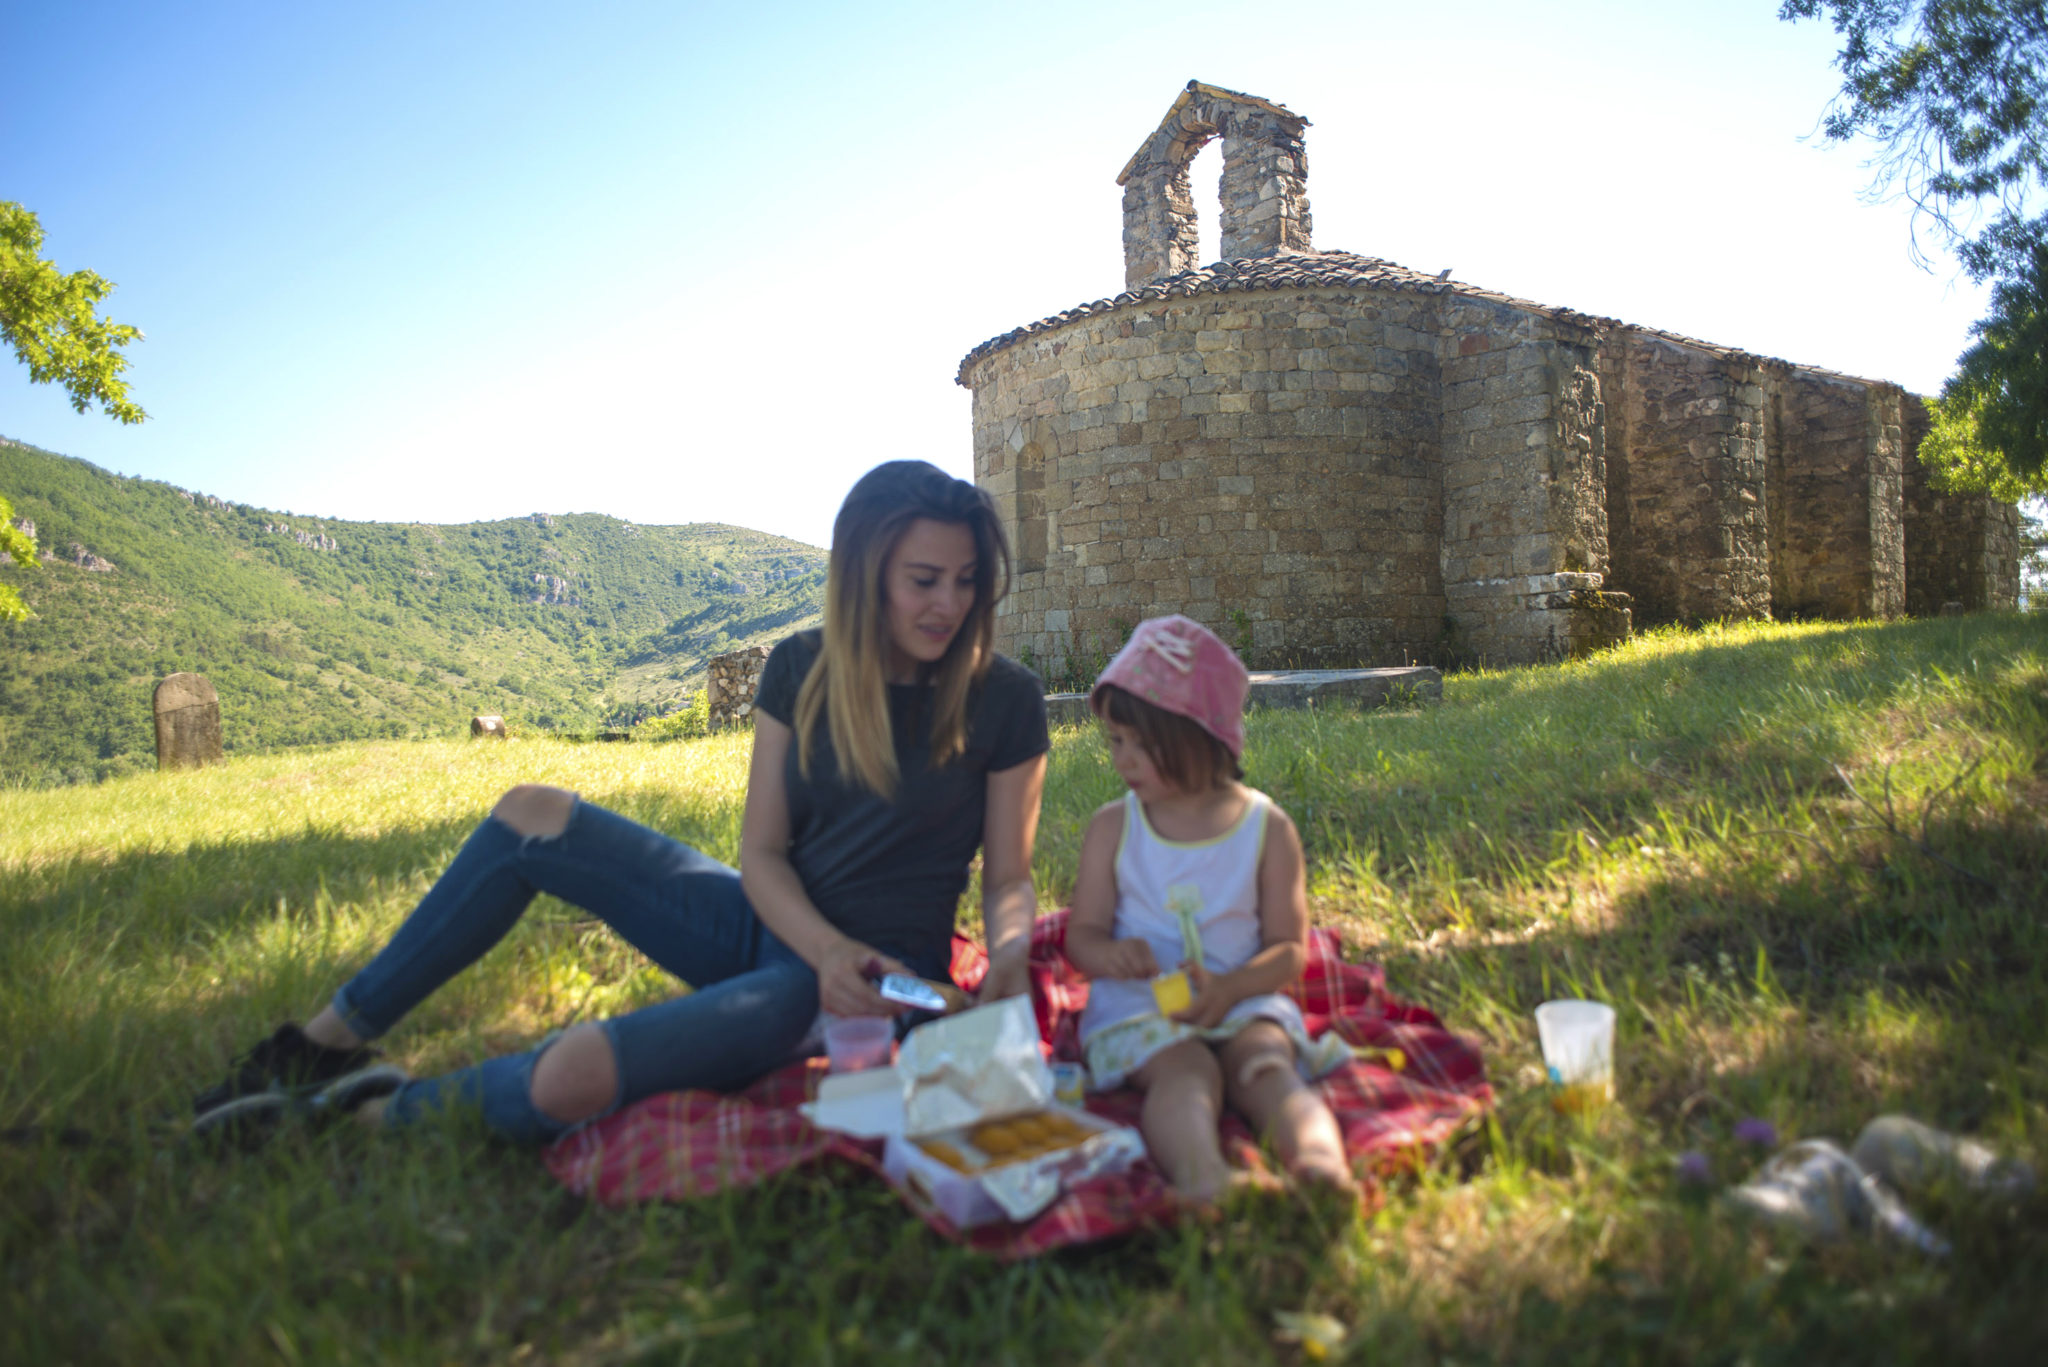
left=969, top=283, right=1447, bottom=673
left=1763, top=371, right=1905, bottom=620
left=1603, top=334, right=1771, bottom=625
left=1902, top=398, right=2024, bottom=613
left=1120, top=162, right=1201, bottom=294
left=1438, top=297, right=1628, bottom=660
left=704, top=645, right=770, bottom=730
left=1217, top=105, right=1312, bottom=262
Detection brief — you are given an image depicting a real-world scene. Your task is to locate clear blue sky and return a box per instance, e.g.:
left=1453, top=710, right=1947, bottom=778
left=3, top=1, right=1992, bottom=548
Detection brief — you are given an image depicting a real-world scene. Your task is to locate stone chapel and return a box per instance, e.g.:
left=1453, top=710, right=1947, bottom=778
left=958, top=82, right=2022, bottom=670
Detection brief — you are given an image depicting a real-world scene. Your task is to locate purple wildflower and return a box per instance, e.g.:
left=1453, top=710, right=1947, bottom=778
left=1734, top=1117, right=1779, bottom=1149
left=1676, top=1150, right=1713, bottom=1186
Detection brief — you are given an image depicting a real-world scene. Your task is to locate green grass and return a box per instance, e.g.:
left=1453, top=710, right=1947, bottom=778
left=4, top=615, right=2046, bottom=1364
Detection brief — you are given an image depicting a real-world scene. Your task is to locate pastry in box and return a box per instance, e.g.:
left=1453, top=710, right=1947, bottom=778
left=803, top=994, right=1144, bottom=1229
left=885, top=1103, right=1142, bottom=1230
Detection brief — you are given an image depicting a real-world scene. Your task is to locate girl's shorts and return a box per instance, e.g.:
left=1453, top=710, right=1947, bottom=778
left=1080, top=991, right=1351, bottom=1091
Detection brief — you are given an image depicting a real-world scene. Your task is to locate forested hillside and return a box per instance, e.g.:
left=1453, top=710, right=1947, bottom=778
left=0, top=438, right=823, bottom=783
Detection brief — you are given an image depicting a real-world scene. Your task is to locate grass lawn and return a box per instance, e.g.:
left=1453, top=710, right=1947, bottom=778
left=4, top=615, right=2045, bottom=1365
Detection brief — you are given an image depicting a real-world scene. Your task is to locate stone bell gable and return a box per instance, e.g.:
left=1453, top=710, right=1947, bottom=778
left=958, top=83, right=2021, bottom=673
left=1119, top=81, right=1314, bottom=289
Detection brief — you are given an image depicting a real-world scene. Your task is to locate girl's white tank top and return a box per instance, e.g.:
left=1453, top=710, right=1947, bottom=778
left=1078, top=787, right=1271, bottom=1038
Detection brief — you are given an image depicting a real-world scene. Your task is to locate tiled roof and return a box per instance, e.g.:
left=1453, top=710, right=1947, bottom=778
left=954, top=249, right=1900, bottom=390
left=955, top=250, right=1571, bottom=384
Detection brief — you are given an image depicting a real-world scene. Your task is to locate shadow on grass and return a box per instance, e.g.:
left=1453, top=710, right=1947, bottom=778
left=0, top=816, right=482, bottom=943
left=0, top=799, right=738, bottom=1134
left=1, top=777, right=751, bottom=952
left=1386, top=831, right=2046, bottom=1113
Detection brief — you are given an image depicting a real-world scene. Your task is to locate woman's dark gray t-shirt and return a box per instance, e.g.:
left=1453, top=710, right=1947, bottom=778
left=752, top=630, right=1050, bottom=964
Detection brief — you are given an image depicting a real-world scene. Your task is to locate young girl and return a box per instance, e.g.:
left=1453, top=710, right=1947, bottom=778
left=1064, top=616, right=1353, bottom=1202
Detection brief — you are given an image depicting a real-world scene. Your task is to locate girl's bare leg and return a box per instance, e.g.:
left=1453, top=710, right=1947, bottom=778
left=1131, top=1038, right=1231, bottom=1203
left=1220, top=1023, right=1355, bottom=1192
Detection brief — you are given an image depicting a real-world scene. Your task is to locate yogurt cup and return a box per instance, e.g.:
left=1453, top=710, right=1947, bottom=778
left=824, top=1015, right=895, bottom=1074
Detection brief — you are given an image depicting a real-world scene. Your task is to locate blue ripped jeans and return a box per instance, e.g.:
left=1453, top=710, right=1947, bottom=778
left=328, top=800, right=948, bottom=1144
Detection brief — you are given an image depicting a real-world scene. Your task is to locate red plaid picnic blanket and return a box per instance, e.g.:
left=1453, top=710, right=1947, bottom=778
left=545, top=912, right=1492, bottom=1259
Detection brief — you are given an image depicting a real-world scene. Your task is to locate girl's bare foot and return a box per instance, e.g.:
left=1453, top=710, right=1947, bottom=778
left=1170, top=1153, right=1235, bottom=1208
left=1287, top=1151, right=1360, bottom=1199
left=1170, top=1164, right=1285, bottom=1221
left=1229, top=1165, right=1287, bottom=1196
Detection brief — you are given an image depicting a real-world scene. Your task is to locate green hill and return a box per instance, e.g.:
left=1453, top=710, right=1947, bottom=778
left=0, top=437, right=824, bottom=783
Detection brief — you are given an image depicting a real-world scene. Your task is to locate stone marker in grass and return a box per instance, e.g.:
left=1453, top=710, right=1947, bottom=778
left=153, top=673, right=223, bottom=770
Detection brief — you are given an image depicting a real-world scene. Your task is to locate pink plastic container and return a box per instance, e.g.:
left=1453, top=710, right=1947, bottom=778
left=824, top=1015, right=895, bottom=1073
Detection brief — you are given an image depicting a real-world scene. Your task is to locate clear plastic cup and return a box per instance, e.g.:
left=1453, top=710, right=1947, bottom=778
left=1534, top=999, right=1615, bottom=1112
left=824, top=1015, right=895, bottom=1074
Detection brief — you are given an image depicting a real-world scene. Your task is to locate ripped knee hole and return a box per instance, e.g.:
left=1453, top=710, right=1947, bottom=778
left=493, top=785, right=576, bottom=839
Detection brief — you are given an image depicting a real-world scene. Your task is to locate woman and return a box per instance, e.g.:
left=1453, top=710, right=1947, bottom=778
left=192, top=461, right=1049, bottom=1143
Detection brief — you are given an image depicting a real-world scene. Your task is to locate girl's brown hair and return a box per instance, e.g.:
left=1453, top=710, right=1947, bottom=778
left=1093, top=683, right=1243, bottom=792
left=793, top=460, right=1011, bottom=798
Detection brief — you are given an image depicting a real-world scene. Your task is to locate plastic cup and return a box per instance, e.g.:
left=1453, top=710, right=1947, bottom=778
left=824, top=1015, right=895, bottom=1074
left=1534, top=999, right=1616, bottom=1113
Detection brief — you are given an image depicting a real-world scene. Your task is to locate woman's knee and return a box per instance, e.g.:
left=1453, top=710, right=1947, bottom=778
left=529, top=1023, right=619, bottom=1125
left=492, top=785, right=577, bottom=839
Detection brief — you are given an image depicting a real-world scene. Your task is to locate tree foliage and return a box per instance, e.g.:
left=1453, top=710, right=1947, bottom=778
left=1, top=200, right=151, bottom=622
left=1782, top=1, right=2047, bottom=278
left=1783, top=2, right=2048, bottom=482
left=0, top=202, right=147, bottom=424
left=1918, top=390, right=2039, bottom=500
left=2021, top=501, right=2048, bottom=604
left=0, top=493, right=34, bottom=623
left=1945, top=246, right=2048, bottom=484
left=1919, top=391, right=1994, bottom=495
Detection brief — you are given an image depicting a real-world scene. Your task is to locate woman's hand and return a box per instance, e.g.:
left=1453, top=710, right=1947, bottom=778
left=1171, top=962, right=1243, bottom=1029
left=976, top=950, right=1032, bottom=1004
left=814, top=938, right=908, bottom=1018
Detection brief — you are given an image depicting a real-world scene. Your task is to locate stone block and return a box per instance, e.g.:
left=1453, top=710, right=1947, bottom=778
left=154, top=673, right=223, bottom=770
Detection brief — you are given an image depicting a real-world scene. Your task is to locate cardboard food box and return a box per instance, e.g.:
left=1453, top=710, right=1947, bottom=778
left=801, top=995, right=1144, bottom=1229
left=884, top=1101, right=1142, bottom=1230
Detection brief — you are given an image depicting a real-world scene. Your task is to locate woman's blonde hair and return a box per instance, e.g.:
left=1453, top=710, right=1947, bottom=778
left=794, top=461, right=1011, bottom=798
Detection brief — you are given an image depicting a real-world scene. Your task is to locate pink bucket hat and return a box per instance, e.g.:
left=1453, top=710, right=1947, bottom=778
left=1090, top=615, right=1249, bottom=757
